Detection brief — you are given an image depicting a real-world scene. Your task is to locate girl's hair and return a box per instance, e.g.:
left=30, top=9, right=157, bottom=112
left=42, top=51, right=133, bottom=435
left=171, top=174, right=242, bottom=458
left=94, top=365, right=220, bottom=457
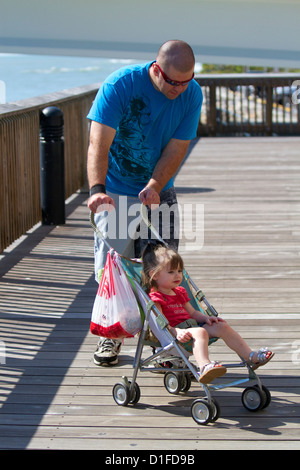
left=141, top=242, right=184, bottom=292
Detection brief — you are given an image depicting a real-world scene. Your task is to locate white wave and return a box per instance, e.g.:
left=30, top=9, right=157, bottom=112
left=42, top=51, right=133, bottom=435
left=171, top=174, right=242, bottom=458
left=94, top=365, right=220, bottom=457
left=24, top=66, right=76, bottom=74
left=78, top=66, right=103, bottom=73
left=109, top=58, right=136, bottom=64
left=0, top=53, right=23, bottom=57
left=194, top=62, right=203, bottom=73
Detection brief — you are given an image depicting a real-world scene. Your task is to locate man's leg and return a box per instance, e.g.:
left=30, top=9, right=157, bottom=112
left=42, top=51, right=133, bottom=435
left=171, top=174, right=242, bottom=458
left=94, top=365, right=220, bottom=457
left=93, top=192, right=141, bottom=281
left=93, top=192, right=141, bottom=366
left=93, top=188, right=179, bottom=366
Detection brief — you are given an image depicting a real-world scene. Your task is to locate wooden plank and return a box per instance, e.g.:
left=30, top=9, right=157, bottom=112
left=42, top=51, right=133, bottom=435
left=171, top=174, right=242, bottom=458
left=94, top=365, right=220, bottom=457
left=0, top=136, right=300, bottom=450
left=1, top=436, right=299, bottom=451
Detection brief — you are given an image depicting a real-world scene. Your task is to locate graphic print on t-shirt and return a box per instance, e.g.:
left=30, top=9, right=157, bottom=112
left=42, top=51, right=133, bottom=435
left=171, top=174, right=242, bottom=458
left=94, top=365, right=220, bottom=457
left=109, top=94, right=155, bottom=184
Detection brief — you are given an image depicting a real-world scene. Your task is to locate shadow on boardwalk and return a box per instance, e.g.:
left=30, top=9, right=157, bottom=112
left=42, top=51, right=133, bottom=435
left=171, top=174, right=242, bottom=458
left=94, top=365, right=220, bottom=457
left=0, top=136, right=300, bottom=450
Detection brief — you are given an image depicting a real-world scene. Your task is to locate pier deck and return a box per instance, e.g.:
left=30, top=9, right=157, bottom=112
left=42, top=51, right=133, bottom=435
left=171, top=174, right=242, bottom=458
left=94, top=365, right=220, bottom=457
left=0, top=136, right=299, bottom=450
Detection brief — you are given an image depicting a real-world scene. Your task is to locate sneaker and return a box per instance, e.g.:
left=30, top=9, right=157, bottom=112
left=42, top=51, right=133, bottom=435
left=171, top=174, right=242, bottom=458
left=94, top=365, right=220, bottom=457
left=93, top=338, right=122, bottom=366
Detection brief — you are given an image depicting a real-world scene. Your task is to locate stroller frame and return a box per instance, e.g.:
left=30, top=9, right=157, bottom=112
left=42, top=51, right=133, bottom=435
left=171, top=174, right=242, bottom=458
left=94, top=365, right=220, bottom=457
left=90, top=208, right=271, bottom=425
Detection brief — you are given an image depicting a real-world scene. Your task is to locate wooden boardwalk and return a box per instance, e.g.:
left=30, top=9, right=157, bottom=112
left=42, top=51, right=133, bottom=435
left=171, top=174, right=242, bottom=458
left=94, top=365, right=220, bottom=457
left=0, top=136, right=299, bottom=450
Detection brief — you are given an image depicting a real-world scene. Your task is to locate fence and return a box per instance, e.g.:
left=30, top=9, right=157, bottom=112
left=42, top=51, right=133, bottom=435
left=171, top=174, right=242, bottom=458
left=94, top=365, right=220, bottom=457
left=0, top=85, right=97, bottom=252
left=195, top=73, right=300, bottom=136
left=1, top=74, right=300, bottom=252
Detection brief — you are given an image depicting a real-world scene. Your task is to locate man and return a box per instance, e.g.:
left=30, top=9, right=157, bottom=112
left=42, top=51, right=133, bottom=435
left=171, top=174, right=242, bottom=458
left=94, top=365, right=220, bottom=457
left=87, top=40, right=203, bottom=366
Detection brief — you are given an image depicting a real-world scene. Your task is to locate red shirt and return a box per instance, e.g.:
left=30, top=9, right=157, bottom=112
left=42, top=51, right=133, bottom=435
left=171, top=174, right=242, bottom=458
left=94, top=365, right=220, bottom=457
left=149, top=286, right=191, bottom=327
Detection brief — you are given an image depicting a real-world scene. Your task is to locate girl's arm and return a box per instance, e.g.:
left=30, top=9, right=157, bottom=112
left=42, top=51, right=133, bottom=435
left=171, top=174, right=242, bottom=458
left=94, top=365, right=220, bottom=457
left=153, top=301, right=193, bottom=343
left=185, top=301, right=224, bottom=326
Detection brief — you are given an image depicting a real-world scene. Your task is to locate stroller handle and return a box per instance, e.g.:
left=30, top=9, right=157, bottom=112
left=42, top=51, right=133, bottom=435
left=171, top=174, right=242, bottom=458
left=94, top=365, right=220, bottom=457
left=140, top=203, right=167, bottom=247
left=89, top=210, right=112, bottom=250
left=89, top=204, right=167, bottom=246
left=89, top=210, right=100, bottom=236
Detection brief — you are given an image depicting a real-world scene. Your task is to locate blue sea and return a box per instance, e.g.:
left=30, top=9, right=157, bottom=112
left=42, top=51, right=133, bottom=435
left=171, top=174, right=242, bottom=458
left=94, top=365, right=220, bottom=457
left=0, top=53, right=203, bottom=105
left=0, top=53, right=142, bottom=104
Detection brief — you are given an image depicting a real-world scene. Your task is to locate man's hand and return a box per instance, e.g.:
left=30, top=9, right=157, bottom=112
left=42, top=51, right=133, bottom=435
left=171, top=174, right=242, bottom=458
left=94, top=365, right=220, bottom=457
left=139, top=186, right=160, bottom=206
left=87, top=192, right=115, bottom=213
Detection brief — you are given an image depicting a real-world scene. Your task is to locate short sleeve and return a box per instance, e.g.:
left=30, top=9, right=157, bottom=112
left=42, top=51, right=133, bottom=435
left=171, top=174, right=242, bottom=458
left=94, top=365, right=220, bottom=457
left=87, top=80, right=125, bottom=130
left=149, top=290, right=167, bottom=307
left=172, top=82, right=203, bottom=141
left=175, top=286, right=190, bottom=304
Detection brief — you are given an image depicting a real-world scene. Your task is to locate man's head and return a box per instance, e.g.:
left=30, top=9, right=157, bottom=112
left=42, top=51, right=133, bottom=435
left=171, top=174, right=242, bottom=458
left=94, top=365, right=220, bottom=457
left=150, top=40, right=195, bottom=100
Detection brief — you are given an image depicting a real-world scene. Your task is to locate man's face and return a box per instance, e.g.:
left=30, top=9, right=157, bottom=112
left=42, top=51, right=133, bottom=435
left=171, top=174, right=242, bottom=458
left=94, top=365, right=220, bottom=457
left=153, top=63, right=194, bottom=100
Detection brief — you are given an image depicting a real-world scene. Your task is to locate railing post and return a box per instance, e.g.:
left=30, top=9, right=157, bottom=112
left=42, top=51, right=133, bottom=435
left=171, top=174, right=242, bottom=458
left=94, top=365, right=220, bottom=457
left=209, top=84, right=217, bottom=136
left=39, top=106, right=65, bottom=225
left=265, top=85, right=273, bottom=136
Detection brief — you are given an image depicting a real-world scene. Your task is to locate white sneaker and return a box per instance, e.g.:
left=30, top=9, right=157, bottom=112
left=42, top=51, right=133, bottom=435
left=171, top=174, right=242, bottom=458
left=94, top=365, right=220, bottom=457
left=93, top=338, right=122, bottom=366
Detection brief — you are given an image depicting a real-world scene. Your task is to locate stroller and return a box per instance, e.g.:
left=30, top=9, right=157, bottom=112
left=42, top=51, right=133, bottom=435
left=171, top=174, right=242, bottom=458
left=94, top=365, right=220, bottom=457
left=90, top=206, right=272, bottom=425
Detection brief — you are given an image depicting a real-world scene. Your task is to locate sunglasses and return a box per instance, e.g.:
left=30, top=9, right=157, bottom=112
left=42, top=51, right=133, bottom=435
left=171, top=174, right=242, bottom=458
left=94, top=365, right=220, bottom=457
left=154, top=62, right=194, bottom=87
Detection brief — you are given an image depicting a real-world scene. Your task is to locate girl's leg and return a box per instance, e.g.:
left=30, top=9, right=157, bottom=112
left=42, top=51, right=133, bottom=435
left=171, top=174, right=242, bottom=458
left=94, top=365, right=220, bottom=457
left=204, top=321, right=274, bottom=367
left=189, top=327, right=227, bottom=383
left=204, top=321, right=252, bottom=361
left=190, top=327, right=211, bottom=368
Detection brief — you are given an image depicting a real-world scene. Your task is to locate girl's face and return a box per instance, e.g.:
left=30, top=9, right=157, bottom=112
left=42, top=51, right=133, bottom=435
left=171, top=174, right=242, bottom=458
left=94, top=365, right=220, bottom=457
left=153, top=262, right=183, bottom=293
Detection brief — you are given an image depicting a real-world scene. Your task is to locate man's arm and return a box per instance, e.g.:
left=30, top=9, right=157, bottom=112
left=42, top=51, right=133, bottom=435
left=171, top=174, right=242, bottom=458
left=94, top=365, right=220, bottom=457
left=87, top=121, right=116, bottom=213
left=139, top=138, right=190, bottom=206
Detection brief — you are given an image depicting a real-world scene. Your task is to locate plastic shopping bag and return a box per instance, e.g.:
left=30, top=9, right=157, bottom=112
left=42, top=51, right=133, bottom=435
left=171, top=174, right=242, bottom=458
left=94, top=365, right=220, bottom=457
left=90, top=250, right=142, bottom=339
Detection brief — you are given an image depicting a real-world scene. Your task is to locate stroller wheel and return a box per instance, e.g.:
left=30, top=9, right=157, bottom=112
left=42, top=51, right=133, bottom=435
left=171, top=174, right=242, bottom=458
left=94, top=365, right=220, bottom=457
left=180, top=373, right=192, bottom=393
left=254, top=384, right=271, bottom=409
left=164, top=371, right=183, bottom=394
left=113, top=382, right=130, bottom=406
left=191, top=399, right=213, bottom=425
left=129, top=381, right=141, bottom=405
left=241, top=386, right=266, bottom=411
left=113, top=381, right=141, bottom=406
left=207, top=397, right=220, bottom=422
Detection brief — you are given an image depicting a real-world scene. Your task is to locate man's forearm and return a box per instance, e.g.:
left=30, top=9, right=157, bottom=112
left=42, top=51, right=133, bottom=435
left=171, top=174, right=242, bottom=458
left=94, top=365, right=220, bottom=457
left=139, top=138, right=190, bottom=206
left=149, top=138, right=190, bottom=192
left=87, top=146, right=108, bottom=189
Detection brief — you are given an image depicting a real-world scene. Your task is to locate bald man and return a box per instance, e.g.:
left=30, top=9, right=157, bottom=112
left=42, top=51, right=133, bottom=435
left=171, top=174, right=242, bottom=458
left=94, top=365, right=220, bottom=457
left=87, top=40, right=203, bottom=366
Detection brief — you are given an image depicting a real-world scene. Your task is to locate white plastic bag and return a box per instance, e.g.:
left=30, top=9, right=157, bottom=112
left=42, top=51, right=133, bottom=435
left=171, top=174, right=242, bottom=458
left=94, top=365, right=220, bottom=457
left=90, top=250, right=142, bottom=339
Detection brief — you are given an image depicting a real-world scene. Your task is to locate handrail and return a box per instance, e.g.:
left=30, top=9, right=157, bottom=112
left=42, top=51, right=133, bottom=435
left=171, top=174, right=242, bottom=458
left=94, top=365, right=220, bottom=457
left=0, top=83, right=100, bottom=118
left=0, top=84, right=98, bottom=252
left=195, top=73, right=300, bottom=137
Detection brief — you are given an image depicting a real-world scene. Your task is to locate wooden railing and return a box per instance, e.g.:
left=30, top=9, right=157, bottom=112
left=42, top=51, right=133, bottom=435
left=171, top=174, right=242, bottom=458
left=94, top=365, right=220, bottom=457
left=0, top=85, right=98, bottom=252
left=1, top=74, right=300, bottom=252
left=195, top=73, right=300, bottom=136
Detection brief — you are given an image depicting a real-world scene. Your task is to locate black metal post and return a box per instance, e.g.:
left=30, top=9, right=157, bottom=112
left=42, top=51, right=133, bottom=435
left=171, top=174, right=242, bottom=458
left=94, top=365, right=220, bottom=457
left=39, top=106, right=65, bottom=225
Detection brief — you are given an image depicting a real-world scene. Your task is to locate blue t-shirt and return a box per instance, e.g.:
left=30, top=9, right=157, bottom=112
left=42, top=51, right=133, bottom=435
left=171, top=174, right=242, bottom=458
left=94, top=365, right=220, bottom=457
left=87, top=61, right=203, bottom=196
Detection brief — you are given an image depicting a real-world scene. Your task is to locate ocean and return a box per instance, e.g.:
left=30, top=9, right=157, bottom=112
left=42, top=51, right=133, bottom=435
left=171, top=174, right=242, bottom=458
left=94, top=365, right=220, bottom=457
left=0, top=53, right=203, bottom=105
left=0, top=53, right=142, bottom=104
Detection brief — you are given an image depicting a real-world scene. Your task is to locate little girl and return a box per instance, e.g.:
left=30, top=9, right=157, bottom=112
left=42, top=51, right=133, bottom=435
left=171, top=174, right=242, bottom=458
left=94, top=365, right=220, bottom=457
left=142, top=242, right=274, bottom=384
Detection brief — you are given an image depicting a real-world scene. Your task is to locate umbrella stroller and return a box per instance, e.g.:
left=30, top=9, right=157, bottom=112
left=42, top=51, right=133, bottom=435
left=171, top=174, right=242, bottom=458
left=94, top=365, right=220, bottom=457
left=90, top=207, right=272, bottom=425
